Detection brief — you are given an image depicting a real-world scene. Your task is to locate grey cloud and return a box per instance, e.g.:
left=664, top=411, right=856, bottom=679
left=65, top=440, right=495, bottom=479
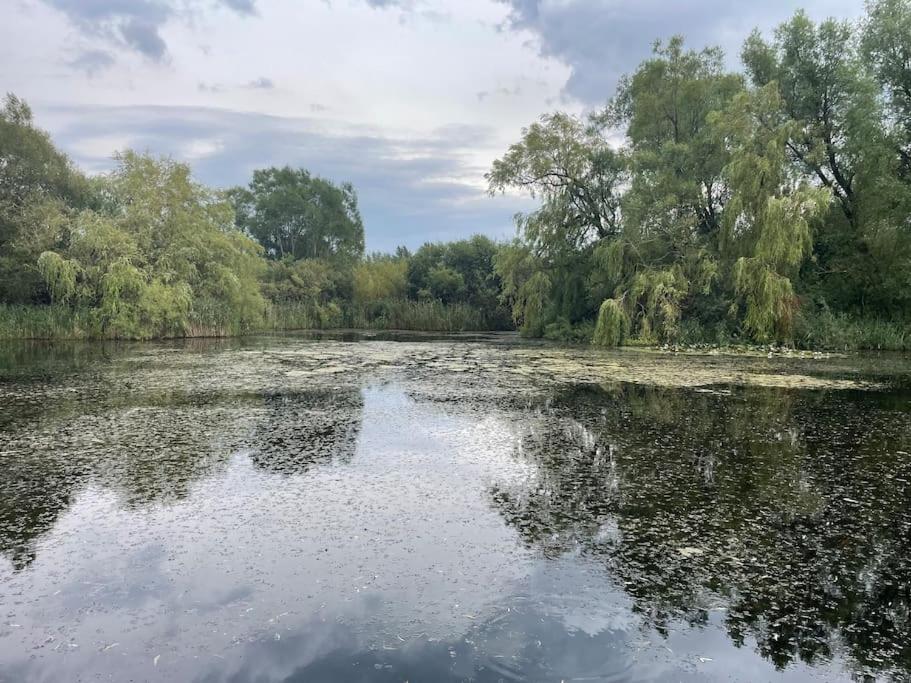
left=220, top=0, right=257, bottom=15
left=244, top=77, right=275, bottom=90
left=46, top=105, right=531, bottom=251
left=364, top=0, right=412, bottom=7
left=197, top=78, right=273, bottom=92
left=120, top=18, right=168, bottom=60
left=477, top=86, right=521, bottom=102
left=43, top=0, right=172, bottom=61
left=67, top=49, right=115, bottom=76
left=44, top=0, right=170, bottom=23
left=497, top=0, right=865, bottom=104
left=42, top=0, right=260, bottom=63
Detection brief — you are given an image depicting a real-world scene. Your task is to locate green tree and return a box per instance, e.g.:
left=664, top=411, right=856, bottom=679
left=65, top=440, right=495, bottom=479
left=714, top=86, right=831, bottom=341
left=0, top=94, right=91, bottom=303
left=741, top=12, right=911, bottom=316
left=36, top=153, right=266, bottom=338
left=231, top=166, right=364, bottom=261
left=488, top=112, right=628, bottom=334
left=606, top=38, right=742, bottom=341
left=407, top=236, right=505, bottom=311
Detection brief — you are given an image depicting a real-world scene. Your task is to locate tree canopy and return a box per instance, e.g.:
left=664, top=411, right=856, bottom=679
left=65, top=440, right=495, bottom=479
left=231, top=166, right=364, bottom=262
left=492, top=1, right=911, bottom=346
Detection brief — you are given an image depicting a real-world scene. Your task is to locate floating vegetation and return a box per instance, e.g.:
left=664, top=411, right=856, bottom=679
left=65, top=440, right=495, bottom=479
left=0, top=333, right=909, bottom=682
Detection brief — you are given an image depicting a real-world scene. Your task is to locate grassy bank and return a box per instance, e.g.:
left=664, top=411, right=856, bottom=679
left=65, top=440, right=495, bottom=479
left=2, top=303, right=906, bottom=351
left=0, top=300, right=512, bottom=340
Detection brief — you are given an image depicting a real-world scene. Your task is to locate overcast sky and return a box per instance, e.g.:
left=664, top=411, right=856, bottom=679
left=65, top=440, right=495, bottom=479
left=1, top=0, right=864, bottom=251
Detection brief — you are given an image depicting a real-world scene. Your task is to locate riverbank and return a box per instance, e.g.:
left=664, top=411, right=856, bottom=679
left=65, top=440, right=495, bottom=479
left=0, top=301, right=511, bottom=341
left=1, top=303, right=907, bottom=352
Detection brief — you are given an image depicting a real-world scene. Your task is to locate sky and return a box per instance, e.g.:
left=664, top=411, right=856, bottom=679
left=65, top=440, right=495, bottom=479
left=1, top=0, right=864, bottom=252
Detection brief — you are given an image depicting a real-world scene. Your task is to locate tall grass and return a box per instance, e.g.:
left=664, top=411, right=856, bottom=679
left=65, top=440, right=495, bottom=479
left=795, top=311, right=910, bottom=351
left=342, top=299, right=509, bottom=332
left=0, top=299, right=511, bottom=340
left=0, top=304, right=97, bottom=340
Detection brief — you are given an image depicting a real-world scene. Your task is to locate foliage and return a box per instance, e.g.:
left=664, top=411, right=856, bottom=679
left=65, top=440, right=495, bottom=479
left=592, top=298, right=629, bottom=347
left=5, top=0, right=911, bottom=351
left=26, top=152, right=267, bottom=338
left=353, top=255, right=408, bottom=302
left=231, top=166, right=364, bottom=261
left=491, top=3, right=911, bottom=347
left=406, top=236, right=511, bottom=326
left=0, top=94, right=91, bottom=303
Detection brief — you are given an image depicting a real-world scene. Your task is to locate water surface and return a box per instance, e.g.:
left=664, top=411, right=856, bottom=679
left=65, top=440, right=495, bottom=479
left=1, top=334, right=910, bottom=682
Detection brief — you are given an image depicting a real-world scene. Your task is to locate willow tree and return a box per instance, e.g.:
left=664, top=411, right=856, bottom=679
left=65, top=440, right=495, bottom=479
left=602, top=37, right=742, bottom=341
left=0, top=94, right=90, bottom=303
left=742, top=11, right=907, bottom=316
left=36, top=153, right=266, bottom=338
left=860, top=0, right=911, bottom=316
left=488, top=112, right=627, bottom=335
left=715, top=86, right=830, bottom=341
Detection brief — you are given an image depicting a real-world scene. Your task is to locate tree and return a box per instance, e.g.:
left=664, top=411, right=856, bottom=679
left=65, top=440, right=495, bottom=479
left=406, top=236, right=504, bottom=310
left=745, top=9, right=911, bottom=317
left=231, top=166, right=364, bottom=261
left=0, top=93, right=90, bottom=303
left=596, top=38, right=741, bottom=341
left=714, top=86, right=831, bottom=341
left=862, top=0, right=911, bottom=175
left=487, top=113, right=627, bottom=334
left=35, top=153, right=266, bottom=338
left=613, top=37, right=744, bottom=245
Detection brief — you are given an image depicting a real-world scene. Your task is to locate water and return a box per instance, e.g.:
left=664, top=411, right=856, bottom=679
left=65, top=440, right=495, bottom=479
left=1, top=333, right=909, bottom=682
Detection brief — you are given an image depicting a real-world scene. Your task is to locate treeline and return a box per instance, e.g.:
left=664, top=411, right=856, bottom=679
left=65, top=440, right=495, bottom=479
left=0, top=96, right=510, bottom=339
left=2, top=1, right=911, bottom=349
left=490, top=0, right=911, bottom=349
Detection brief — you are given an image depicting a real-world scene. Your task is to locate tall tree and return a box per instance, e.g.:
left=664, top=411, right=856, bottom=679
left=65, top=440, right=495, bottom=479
left=488, top=112, right=627, bottom=333
left=0, top=94, right=90, bottom=303
left=613, top=37, right=744, bottom=246
left=231, top=166, right=364, bottom=262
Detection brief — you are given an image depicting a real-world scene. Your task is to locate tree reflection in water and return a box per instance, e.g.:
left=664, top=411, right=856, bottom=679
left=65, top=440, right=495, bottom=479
left=491, top=383, right=911, bottom=677
left=0, top=383, right=364, bottom=569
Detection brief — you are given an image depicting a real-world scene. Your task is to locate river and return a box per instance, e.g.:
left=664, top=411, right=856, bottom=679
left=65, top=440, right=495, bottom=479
left=1, top=333, right=909, bottom=682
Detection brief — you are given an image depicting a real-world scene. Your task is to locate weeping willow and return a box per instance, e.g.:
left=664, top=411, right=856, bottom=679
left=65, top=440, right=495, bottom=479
left=593, top=298, right=629, bottom=347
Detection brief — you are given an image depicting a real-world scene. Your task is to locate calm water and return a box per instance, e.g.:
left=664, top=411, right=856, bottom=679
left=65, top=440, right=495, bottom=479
left=1, top=333, right=910, bottom=682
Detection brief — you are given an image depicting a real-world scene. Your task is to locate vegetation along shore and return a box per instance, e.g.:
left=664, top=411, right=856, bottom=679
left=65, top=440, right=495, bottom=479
left=2, top=1, right=910, bottom=350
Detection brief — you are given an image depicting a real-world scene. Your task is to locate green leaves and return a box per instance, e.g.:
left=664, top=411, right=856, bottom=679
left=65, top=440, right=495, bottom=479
left=593, top=298, right=629, bottom=347
left=491, top=4, right=911, bottom=347
left=232, top=166, right=364, bottom=262
left=36, top=252, right=79, bottom=305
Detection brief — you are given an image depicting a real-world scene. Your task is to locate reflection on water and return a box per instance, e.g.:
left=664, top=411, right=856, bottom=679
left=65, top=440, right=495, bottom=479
left=493, top=384, right=911, bottom=675
left=0, top=335, right=909, bottom=682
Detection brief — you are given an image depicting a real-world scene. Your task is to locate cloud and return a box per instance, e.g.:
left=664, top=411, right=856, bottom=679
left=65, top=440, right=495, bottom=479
left=67, top=49, right=115, bottom=76
left=197, top=82, right=225, bottom=93
left=364, top=0, right=414, bottom=7
left=42, top=0, right=172, bottom=61
left=220, top=0, right=258, bottom=15
left=41, top=0, right=259, bottom=63
left=197, top=78, right=274, bottom=93
left=496, top=0, right=866, bottom=104
left=47, top=104, right=532, bottom=251
left=119, top=18, right=168, bottom=60
left=477, top=85, right=522, bottom=102
left=244, top=77, right=275, bottom=90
